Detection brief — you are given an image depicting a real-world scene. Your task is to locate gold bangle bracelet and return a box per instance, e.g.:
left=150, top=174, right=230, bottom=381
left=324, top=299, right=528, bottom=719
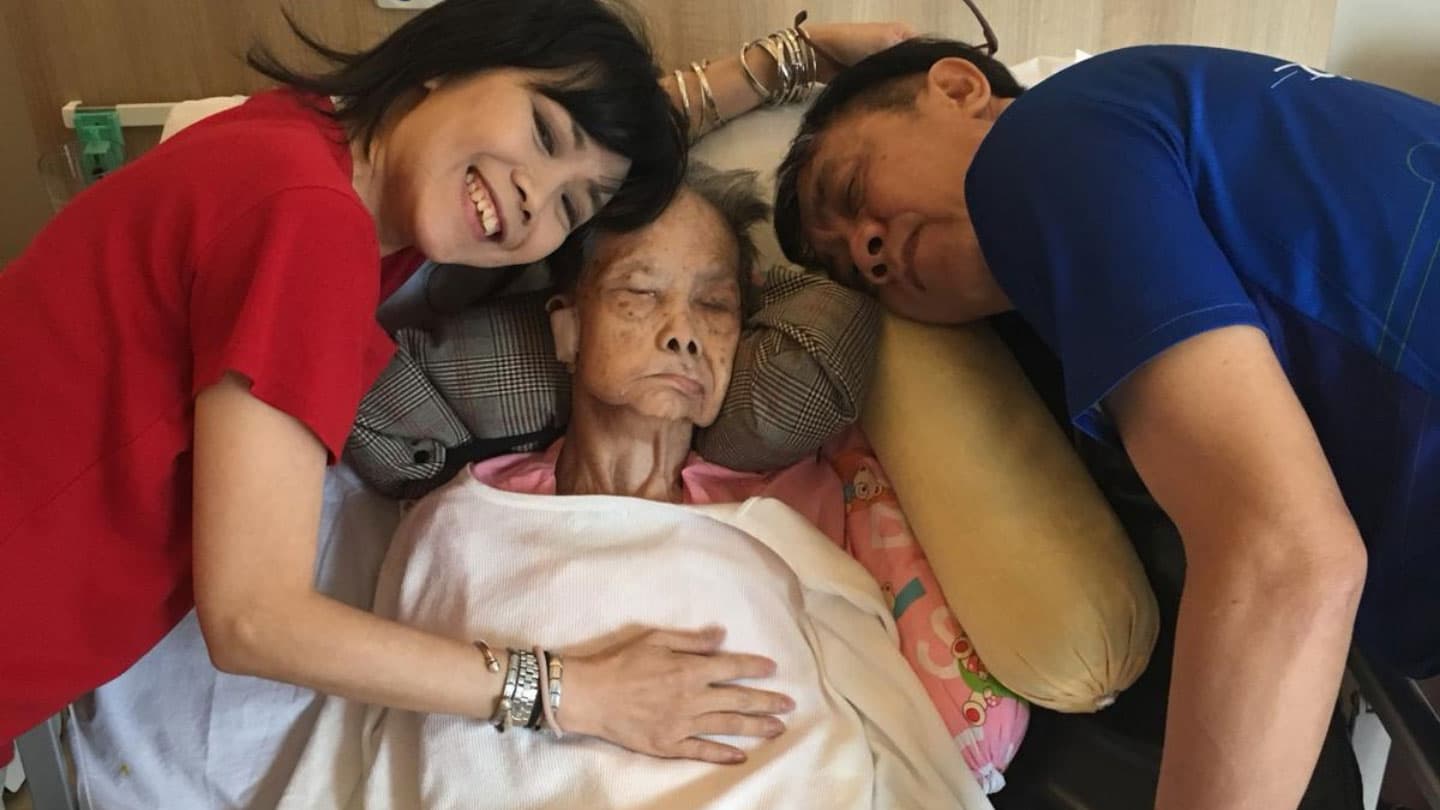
left=691, top=60, right=725, bottom=131
left=673, top=68, right=693, bottom=136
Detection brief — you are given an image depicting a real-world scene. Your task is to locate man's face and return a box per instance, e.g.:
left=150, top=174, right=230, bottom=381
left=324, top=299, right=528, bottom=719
left=797, top=62, right=1012, bottom=324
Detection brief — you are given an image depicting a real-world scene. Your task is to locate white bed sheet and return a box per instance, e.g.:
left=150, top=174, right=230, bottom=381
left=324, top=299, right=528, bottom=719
left=66, top=465, right=401, bottom=810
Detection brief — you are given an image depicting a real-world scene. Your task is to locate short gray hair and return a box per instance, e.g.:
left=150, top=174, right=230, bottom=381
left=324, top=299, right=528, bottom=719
left=550, top=161, right=771, bottom=297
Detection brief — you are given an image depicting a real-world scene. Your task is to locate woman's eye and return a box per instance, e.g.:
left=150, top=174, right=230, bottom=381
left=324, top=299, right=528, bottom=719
left=561, top=195, right=578, bottom=231
left=535, top=109, right=555, bottom=156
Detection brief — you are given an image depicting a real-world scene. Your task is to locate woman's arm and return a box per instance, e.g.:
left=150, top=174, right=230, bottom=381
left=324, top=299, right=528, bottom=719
left=662, top=21, right=914, bottom=138
left=192, top=373, right=504, bottom=717
left=192, top=372, right=792, bottom=763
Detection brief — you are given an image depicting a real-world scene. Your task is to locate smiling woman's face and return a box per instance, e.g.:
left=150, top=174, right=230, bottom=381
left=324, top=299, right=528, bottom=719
left=377, top=67, right=631, bottom=267
left=559, top=190, right=742, bottom=426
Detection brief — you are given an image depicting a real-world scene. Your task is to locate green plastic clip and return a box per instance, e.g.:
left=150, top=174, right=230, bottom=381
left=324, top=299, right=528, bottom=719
left=73, top=108, right=126, bottom=181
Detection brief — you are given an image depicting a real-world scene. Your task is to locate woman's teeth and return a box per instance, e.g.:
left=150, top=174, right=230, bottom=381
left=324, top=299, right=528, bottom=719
left=465, top=168, right=501, bottom=238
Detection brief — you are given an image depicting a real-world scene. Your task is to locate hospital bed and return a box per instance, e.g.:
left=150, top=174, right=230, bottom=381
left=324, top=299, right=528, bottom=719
left=13, top=56, right=1440, bottom=810
left=15, top=313, right=1438, bottom=810
left=15, top=416, right=1439, bottom=810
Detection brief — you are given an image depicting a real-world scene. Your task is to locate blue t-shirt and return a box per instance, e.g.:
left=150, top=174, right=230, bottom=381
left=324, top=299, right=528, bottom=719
left=968, top=45, right=1440, bottom=677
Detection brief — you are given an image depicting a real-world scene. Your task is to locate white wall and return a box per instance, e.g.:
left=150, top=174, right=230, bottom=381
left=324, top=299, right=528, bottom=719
left=1327, top=0, right=1440, bottom=101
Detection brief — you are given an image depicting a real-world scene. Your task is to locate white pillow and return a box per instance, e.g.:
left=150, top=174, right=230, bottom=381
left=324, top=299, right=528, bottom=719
left=159, top=96, right=248, bottom=142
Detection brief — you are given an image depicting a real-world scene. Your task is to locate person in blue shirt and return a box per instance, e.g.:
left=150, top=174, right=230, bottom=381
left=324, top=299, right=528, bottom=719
left=773, top=41, right=1439, bottom=810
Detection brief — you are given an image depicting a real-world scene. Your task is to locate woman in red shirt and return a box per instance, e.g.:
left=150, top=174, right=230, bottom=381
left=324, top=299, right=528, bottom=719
left=0, top=0, right=909, bottom=764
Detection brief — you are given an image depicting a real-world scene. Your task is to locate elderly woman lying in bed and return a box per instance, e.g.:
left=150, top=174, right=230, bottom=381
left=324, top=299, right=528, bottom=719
left=277, top=165, right=1000, bottom=809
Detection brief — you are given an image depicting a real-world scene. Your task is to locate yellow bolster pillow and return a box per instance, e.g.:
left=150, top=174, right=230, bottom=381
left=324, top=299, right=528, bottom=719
left=862, top=313, right=1159, bottom=713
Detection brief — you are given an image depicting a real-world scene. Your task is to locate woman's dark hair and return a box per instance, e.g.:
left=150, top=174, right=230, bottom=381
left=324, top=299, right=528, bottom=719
left=248, top=0, right=685, bottom=230
left=773, top=38, right=1024, bottom=274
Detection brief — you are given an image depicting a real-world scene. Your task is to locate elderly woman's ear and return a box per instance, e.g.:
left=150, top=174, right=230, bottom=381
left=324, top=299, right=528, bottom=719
left=547, top=293, right=579, bottom=369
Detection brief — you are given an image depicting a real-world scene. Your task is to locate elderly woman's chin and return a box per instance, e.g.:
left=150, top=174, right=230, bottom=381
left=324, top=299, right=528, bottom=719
left=626, top=383, right=724, bottom=427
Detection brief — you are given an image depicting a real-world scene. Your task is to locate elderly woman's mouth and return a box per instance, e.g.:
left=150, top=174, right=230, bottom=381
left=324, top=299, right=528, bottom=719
left=650, top=373, right=705, bottom=396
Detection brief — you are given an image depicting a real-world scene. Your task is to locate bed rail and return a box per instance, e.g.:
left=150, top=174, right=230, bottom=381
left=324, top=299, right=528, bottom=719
left=1350, top=652, right=1440, bottom=810
left=15, top=714, right=76, bottom=810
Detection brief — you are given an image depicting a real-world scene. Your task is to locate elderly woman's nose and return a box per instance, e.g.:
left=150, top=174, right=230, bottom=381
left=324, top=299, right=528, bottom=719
left=665, top=335, right=700, bottom=355
left=660, top=311, right=702, bottom=357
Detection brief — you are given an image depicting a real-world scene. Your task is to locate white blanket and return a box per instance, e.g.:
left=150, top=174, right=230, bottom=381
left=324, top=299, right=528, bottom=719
left=279, top=476, right=990, bottom=810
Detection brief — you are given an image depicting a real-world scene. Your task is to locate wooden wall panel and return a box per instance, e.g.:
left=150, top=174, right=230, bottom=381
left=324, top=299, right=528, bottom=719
left=630, top=0, right=1337, bottom=76
left=0, top=19, right=50, bottom=263
left=5, top=0, right=1338, bottom=164
left=3, top=0, right=404, bottom=152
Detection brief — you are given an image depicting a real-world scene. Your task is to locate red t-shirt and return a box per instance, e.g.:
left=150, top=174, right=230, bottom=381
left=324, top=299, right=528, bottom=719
left=0, top=91, right=423, bottom=742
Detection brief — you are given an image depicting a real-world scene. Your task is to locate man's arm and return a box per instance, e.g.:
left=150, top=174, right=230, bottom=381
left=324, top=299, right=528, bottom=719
left=1106, top=325, right=1367, bottom=810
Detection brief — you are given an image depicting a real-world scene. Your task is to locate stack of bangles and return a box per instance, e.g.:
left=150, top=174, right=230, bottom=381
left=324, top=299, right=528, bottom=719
left=476, top=640, right=566, bottom=737
left=674, top=10, right=825, bottom=141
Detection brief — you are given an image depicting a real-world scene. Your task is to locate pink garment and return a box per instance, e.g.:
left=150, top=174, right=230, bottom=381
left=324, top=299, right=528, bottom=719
left=470, top=435, right=1026, bottom=793
left=469, top=441, right=846, bottom=542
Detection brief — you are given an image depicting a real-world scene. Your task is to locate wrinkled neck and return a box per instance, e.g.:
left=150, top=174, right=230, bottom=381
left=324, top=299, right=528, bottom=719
left=555, top=393, right=694, bottom=502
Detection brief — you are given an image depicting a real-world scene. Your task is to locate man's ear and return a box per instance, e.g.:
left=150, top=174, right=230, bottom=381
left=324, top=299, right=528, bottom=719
left=925, top=57, right=993, bottom=117
left=547, top=294, right=578, bottom=367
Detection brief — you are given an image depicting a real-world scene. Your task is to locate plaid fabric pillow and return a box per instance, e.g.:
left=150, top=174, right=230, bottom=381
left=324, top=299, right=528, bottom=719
left=345, top=266, right=879, bottom=497
left=695, top=265, right=879, bottom=470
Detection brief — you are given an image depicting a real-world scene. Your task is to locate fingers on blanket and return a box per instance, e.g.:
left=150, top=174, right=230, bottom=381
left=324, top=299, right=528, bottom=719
left=703, top=652, right=779, bottom=682
left=703, top=684, right=795, bottom=717
left=669, top=737, right=749, bottom=765
left=645, top=626, right=727, bottom=654
left=694, top=711, right=787, bottom=739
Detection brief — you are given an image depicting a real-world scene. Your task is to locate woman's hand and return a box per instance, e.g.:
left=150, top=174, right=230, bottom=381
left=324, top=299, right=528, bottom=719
left=561, top=626, right=794, bottom=764
left=803, top=21, right=918, bottom=83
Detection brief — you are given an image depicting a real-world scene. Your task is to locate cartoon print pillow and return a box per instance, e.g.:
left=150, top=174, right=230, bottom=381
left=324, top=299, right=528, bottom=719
left=830, top=430, right=1028, bottom=794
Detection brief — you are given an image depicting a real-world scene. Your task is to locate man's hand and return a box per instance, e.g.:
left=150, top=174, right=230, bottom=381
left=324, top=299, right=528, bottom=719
left=1107, top=325, right=1367, bottom=810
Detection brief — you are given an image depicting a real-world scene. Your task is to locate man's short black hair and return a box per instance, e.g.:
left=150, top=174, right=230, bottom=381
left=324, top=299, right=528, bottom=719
left=249, top=0, right=684, bottom=233
left=773, top=38, right=1024, bottom=277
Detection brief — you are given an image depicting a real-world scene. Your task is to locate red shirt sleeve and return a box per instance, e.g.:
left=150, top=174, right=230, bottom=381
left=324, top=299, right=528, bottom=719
left=189, top=187, right=394, bottom=460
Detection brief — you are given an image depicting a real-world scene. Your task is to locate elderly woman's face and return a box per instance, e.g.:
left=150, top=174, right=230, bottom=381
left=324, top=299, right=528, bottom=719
left=564, top=191, right=742, bottom=426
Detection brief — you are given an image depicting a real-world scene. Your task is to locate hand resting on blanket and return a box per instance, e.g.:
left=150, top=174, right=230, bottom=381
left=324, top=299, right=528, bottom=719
left=561, top=625, right=791, bottom=763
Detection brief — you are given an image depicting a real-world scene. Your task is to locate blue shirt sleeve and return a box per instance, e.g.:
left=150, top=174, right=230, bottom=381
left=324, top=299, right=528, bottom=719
left=968, top=90, right=1265, bottom=441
